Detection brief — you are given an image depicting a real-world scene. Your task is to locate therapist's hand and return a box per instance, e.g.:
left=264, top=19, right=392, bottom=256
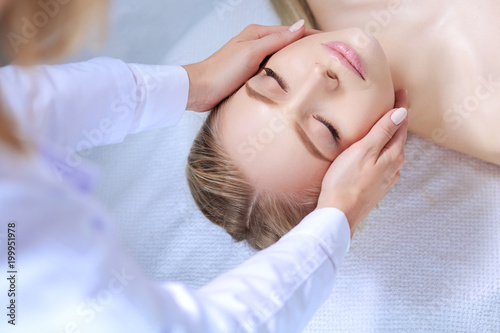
left=183, top=20, right=320, bottom=112
left=316, top=90, right=409, bottom=239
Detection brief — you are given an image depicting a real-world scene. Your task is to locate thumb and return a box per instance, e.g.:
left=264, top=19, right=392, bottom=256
left=254, top=19, right=305, bottom=57
left=363, top=106, right=408, bottom=155
left=361, top=89, right=408, bottom=153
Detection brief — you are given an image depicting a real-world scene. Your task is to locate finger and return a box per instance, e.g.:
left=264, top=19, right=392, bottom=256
left=240, top=24, right=292, bottom=39
left=360, top=90, right=408, bottom=155
left=362, top=106, right=408, bottom=155
left=378, top=88, right=409, bottom=157
left=251, top=21, right=306, bottom=58
left=304, top=28, right=323, bottom=36
left=240, top=23, right=320, bottom=39
left=382, top=89, right=409, bottom=156
left=383, top=113, right=409, bottom=154
left=378, top=116, right=408, bottom=167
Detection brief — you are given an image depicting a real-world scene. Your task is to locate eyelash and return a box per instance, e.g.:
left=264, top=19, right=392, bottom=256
left=262, top=67, right=340, bottom=143
left=313, top=115, right=341, bottom=143
left=263, top=67, right=287, bottom=92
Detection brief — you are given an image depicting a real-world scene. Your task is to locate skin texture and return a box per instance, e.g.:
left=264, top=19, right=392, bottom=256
left=316, top=89, right=408, bottom=237
left=307, top=0, right=500, bottom=165
left=220, top=28, right=395, bottom=197
left=182, top=23, right=320, bottom=112
left=0, top=2, right=408, bottom=236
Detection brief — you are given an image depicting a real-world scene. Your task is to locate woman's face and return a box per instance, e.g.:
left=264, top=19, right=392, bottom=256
left=219, top=28, right=394, bottom=194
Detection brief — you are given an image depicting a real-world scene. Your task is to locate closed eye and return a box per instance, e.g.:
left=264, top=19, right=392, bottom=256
left=313, top=115, right=341, bottom=143
left=263, top=67, right=289, bottom=92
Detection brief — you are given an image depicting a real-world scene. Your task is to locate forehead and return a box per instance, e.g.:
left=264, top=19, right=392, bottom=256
left=218, top=84, right=329, bottom=193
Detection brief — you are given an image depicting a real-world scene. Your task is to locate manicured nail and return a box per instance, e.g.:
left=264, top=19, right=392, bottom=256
left=288, top=19, right=305, bottom=32
left=391, top=107, right=407, bottom=125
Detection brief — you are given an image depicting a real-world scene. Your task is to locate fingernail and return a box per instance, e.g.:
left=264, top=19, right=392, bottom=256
left=391, top=107, right=407, bottom=125
left=288, top=19, right=305, bottom=32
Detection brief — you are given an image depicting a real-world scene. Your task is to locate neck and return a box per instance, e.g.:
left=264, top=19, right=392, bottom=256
left=375, top=28, right=441, bottom=112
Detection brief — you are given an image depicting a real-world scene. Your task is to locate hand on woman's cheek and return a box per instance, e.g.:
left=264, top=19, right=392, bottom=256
left=219, top=28, right=395, bottom=196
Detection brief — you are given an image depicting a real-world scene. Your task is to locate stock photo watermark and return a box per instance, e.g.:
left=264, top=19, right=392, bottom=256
left=349, top=0, right=404, bottom=49
left=48, top=64, right=170, bottom=183
left=5, top=221, right=17, bottom=326
left=8, top=0, right=72, bottom=54
left=235, top=0, right=406, bottom=163
left=214, top=0, right=243, bottom=21
left=237, top=108, right=292, bottom=162
left=239, top=246, right=324, bottom=332
left=58, top=267, right=136, bottom=333
left=431, top=74, right=500, bottom=144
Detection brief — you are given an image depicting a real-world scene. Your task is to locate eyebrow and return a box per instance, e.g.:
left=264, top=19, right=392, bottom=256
left=245, top=82, right=332, bottom=163
left=245, top=83, right=278, bottom=105
left=294, top=121, right=332, bottom=162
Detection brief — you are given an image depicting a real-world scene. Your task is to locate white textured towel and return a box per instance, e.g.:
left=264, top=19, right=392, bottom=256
left=85, top=0, right=500, bottom=331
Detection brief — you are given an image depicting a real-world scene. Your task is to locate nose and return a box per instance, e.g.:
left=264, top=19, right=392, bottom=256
left=309, top=63, right=339, bottom=93
left=312, top=62, right=339, bottom=92
left=290, top=63, right=339, bottom=110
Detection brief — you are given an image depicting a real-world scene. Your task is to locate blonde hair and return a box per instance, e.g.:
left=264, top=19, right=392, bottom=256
left=270, top=0, right=319, bottom=29
left=188, top=1, right=320, bottom=250
left=0, top=0, right=108, bottom=152
left=0, top=0, right=108, bottom=65
left=186, top=103, right=321, bottom=250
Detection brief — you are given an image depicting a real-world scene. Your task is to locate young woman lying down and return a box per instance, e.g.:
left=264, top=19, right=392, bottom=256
left=187, top=0, right=500, bottom=250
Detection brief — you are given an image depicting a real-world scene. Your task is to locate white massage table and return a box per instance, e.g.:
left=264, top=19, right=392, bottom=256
left=80, top=0, right=500, bottom=331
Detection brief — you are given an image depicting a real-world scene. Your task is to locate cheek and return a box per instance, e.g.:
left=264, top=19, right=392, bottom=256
left=336, top=95, right=391, bottom=144
left=360, top=77, right=395, bottom=116
left=264, top=153, right=329, bottom=192
left=378, top=78, right=396, bottom=111
left=373, top=62, right=396, bottom=111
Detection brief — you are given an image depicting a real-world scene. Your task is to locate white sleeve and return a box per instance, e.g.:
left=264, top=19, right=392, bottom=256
left=156, top=208, right=350, bottom=332
left=0, top=176, right=350, bottom=333
left=0, top=57, right=189, bottom=151
left=196, top=208, right=351, bottom=332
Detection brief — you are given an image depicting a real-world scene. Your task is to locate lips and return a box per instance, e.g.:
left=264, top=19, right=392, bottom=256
left=322, top=41, right=365, bottom=80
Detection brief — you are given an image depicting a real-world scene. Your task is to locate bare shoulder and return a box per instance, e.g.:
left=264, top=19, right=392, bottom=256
left=409, top=74, right=500, bottom=166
